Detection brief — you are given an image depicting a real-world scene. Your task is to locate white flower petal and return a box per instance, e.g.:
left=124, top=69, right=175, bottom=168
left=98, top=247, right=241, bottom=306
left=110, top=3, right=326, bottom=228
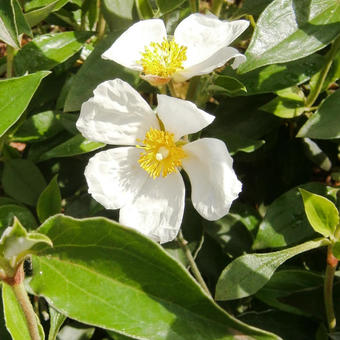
left=182, top=138, right=242, bottom=220
left=119, top=172, right=185, bottom=243
left=102, top=19, right=167, bottom=70
left=77, top=79, right=158, bottom=145
left=156, top=95, right=214, bottom=140
left=174, top=14, right=249, bottom=69
left=173, top=47, right=246, bottom=82
left=85, top=147, right=147, bottom=210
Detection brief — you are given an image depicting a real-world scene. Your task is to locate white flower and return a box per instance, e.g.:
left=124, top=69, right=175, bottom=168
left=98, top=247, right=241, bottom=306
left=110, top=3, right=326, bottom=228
left=102, top=13, right=249, bottom=85
left=76, top=79, right=242, bottom=243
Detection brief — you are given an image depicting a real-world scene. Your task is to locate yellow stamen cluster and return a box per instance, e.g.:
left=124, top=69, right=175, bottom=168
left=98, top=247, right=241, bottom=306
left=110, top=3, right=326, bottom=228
left=137, top=127, right=186, bottom=179
left=139, top=38, right=187, bottom=78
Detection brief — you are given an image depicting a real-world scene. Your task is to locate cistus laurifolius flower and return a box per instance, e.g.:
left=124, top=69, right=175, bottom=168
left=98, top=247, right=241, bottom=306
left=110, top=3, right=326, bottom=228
left=76, top=79, right=242, bottom=243
left=101, top=14, right=249, bottom=86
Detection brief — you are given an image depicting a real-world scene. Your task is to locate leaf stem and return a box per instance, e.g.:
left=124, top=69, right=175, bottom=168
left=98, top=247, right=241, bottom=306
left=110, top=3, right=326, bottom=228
left=6, top=45, right=15, bottom=78
left=324, top=244, right=338, bottom=332
left=306, top=36, right=340, bottom=108
left=176, top=231, right=211, bottom=297
left=211, top=0, right=224, bottom=17
left=10, top=265, right=41, bottom=340
left=96, top=13, right=106, bottom=40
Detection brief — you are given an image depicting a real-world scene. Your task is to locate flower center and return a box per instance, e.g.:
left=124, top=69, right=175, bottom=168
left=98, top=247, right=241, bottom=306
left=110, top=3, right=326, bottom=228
left=139, top=38, right=187, bottom=78
left=137, top=127, right=186, bottom=179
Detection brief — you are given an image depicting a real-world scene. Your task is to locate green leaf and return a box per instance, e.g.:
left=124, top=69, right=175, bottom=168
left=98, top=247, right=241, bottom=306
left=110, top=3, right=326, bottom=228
left=135, top=0, right=153, bottom=19
left=39, top=134, right=105, bottom=161
left=299, top=188, right=339, bottom=238
left=30, top=215, right=280, bottom=340
left=231, top=0, right=273, bottom=18
left=12, top=0, right=32, bottom=37
left=101, top=0, right=135, bottom=32
left=0, top=204, right=37, bottom=232
left=0, top=287, right=11, bottom=340
left=64, top=33, right=140, bottom=112
left=0, top=218, right=52, bottom=262
left=223, top=54, right=324, bottom=95
left=209, top=75, right=247, bottom=96
left=203, top=215, right=253, bottom=258
left=48, top=306, right=66, bottom=340
left=332, top=241, right=340, bottom=260
left=57, top=325, right=95, bottom=340
left=25, top=0, right=69, bottom=11
left=156, top=0, right=186, bottom=15
left=37, top=175, right=62, bottom=223
left=239, top=0, right=340, bottom=73
left=253, top=182, right=337, bottom=249
left=81, top=0, right=99, bottom=30
left=297, top=89, right=340, bottom=139
left=14, top=31, right=93, bottom=75
left=0, top=0, right=20, bottom=48
left=24, top=0, right=70, bottom=27
left=255, top=269, right=324, bottom=316
left=215, top=238, right=329, bottom=300
left=2, top=283, right=32, bottom=340
left=10, top=110, right=64, bottom=142
left=2, top=159, right=47, bottom=206
left=0, top=71, right=50, bottom=138
left=301, top=137, right=332, bottom=172
left=260, top=87, right=305, bottom=118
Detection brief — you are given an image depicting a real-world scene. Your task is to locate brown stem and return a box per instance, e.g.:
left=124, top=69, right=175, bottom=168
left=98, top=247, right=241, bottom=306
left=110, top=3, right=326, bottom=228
left=177, top=231, right=211, bottom=297
left=10, top=265, right=41, bottom=340
left=324, top=245, right=338, bottom=332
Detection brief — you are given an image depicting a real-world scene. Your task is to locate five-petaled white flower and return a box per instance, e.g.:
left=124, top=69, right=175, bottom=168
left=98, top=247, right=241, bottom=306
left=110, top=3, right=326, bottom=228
left=102, top=14, right=249, bottom=86
left=76, top=79, right=242, bottom=243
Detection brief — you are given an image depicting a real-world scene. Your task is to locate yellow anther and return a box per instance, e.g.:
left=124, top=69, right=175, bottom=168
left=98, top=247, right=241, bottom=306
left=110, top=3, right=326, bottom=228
left=139, top=38, right=187, bottom=78
left=137, top=127, right=187, bottom=178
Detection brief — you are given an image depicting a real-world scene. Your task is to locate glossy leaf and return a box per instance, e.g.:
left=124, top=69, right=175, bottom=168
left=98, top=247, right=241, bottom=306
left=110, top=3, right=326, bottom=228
left=299, top=188, right=339, bottom=238
left=231, top=0, right=273, bottom=18
left=156, top=0, right=186, bottom=15
left=11, top=110, right=64, bottom=142
left=301, top=138, right=332, bottom=172
left=2, top=159, right=46, bottom=206
left=25, top=0, right=69, bottom=11
left=64, top=33, right=139, bottom=112
left=48, top=307, right=66, bottom=340
left=57, top=325, right=95, bottom=340
left=24, top=0, right=70, bottom=27
left=239, top=0, right=340, bottom=73
left=30, top=215, right=280, bottom=340
left=0, top=71, right=50, bottom=137
left=333, top=241, right=340, bottom=260
left=101, top=0, right=134, bottom=31
left=223, top=54, right=324, bottom=95
left=135, top=0, right=153, bottom=19
left=12, top=0, right=32, bottom=37
left=255, top=269, right=324, bottom=316
left=0, top=204, right=37, bottom=231
left=37, top=175, right=62, bottom=223
left=39, top=134, right=105, bottom=161
left=297, top=89, right=340, bottom=139
left=209, top=75, right=247, bottom=96
left=253, top=183, right=337, bottom=249
left=2, top=283, right=32, bottom=340
left=260, top=87, right=305, bottom=118
left=14, top=32, right=93, bottom=75
left=215, top=238, right=329, bottom=300
left=0, top=287, right=11, bottom=340
left=0, top=0, right=20, bottom=48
